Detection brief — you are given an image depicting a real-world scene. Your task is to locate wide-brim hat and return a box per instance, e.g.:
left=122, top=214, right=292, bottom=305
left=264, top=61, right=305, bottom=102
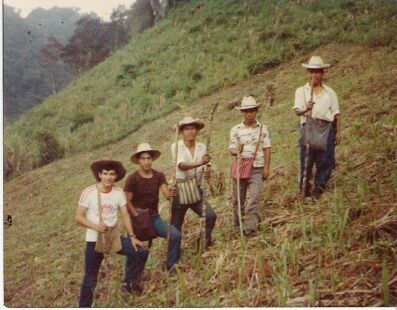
left=90, top=160, right=126, bottom=182
left=178, top=116, right=205, bottom=131
left=236, top=96, right=260, bottom=110
left=130, top=143, right=161, bottom=164
left=302, top=55, right=331, bottom=69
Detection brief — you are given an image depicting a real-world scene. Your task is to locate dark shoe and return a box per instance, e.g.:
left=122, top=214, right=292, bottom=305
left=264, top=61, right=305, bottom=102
left=312, top=186, right=325, bottom=200
left=122, top=283, right=144, bottom=295
left=243, top=229, right=256, bottom=237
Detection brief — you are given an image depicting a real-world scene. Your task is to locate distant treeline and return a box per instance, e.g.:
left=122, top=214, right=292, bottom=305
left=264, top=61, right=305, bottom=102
left=4, top=0, right=187, bottom=123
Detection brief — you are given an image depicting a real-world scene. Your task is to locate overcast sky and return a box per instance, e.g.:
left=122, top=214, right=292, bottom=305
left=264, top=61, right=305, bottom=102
left=4, top=0, right=136, bottom=21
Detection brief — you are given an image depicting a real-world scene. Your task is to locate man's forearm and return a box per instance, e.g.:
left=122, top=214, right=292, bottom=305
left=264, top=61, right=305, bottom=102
left=264, top=148, right=271, bottom=169
left=76, top=214, right=99, bottom=231
left=178, top=161, right=204, bottom=171
left=122, top=211, right=135, bottom=236
left=126, top=201, right=139, bottom=216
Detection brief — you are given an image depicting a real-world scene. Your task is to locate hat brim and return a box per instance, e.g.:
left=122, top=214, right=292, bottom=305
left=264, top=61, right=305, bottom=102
left=236, top=104, right=260, bottom=110
left=130, top=150, right=161, bottom=164
left=90, top=160, right=126, bottom=182
left=178, top=121, right=205, bottom=131
left=302, top=63, right=331, bottom=69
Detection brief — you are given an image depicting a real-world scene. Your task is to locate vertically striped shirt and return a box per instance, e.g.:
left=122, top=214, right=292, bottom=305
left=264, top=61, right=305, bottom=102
left=228, top=121, right=271, bottom=168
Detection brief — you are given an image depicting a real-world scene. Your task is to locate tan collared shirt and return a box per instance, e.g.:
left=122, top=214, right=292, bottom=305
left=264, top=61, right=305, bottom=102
left=293, top=83, right=340, bottom=124
left=228, top=121, right=271, bottom=168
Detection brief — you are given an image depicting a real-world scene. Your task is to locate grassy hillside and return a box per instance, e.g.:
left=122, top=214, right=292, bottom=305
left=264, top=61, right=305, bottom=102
left=4, top=43, right=397, bottom=306
left=5, top=0, right=397, bottom=177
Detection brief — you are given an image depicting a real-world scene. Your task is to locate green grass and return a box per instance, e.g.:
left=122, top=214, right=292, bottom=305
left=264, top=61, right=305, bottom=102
left=5, top=0, right=397, bottom=177
left=4, top=43, right=397, bottom=306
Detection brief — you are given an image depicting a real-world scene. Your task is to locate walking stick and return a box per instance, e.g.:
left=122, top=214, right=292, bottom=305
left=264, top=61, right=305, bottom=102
left=302, top=79, right=314, bottom=197
left=236, top=144, right=244, bottom=238
left=167, top=124, right=179, bottom=263
left=199, top=102, right=219, bottom=253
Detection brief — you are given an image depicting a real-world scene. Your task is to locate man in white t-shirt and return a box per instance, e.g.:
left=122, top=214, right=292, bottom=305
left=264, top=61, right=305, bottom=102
left=293, top=56, right=341, bottom=198
left=171, top=116, right=217, bottom=249
left=76, top=159, right=149, bottom=307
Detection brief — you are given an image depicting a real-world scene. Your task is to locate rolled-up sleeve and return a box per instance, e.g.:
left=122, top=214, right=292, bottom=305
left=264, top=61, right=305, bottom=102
left=262, top=126, right=272, bottom=149
left=293, top=87, right=306, bottom=111
left=228, top=127, right=238, bottom=150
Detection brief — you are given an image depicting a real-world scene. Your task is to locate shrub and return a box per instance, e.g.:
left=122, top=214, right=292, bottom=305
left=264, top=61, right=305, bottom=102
left=35, top=130, right=64, bottom=166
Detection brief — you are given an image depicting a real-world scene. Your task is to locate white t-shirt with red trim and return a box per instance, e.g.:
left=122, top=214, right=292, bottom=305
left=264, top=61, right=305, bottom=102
left=78, top=185, right=127, bottom=242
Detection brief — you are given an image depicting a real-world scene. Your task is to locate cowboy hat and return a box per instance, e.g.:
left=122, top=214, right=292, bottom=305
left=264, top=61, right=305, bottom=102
left=130, top=143, right=161, bottom=164
left=178, top=116, right=205, bottom=131
left=302, top=55, right=331, bottom=69
left=90, top=160, right=126, bottom=182
left=236, top=96, right=260, bottom=110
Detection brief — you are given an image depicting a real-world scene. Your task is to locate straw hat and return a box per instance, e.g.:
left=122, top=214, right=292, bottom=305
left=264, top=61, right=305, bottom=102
left=302, top=55, right=331, bottom=69
left=236, top=96, right=260, bottom=110
left=90, top=160, right=126, bottom=182
left=130, top=143, right=161, bottom=164
left=178, top=116, right=205, bottom=131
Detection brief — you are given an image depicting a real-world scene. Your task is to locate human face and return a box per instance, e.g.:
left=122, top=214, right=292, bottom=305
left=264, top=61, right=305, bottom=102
left=242, top=108, right=258, bottom=124
left=182, top=125, right=198, bottom=142
left=138, top=152, right=153, bottom=171
left=99, top=169, right=117, bottom=188
left=308, top=68, right=324, bottom=86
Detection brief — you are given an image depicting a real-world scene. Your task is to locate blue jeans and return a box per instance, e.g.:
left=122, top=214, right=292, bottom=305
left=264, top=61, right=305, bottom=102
left=79, top=237, right=149, bottom=307
left=151, top=214, right=182, bottom=270
left=299, top=123, right=336, bottom=190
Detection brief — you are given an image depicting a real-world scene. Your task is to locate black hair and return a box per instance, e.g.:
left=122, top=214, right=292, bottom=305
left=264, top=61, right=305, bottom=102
left=100, top=164, right=118, bottom=174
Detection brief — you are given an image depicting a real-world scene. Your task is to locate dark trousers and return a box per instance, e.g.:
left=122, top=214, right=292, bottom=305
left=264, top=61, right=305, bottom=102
left=299, top=123, right=336, bottom=191
left=79, top=237, right=149, bottom=307
left=171, top=197, right=217, bottom=243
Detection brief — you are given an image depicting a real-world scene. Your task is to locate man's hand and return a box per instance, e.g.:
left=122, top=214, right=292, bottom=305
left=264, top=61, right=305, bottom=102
left=96, top=223, right=108, bottom=233
left=131, top=236, right=148, bottom=250
left=204, top=167, right=211, bottom=180
left=169, top=186, right=177, bottom=197
left=306, top=100, right=315, bottom=111
left=335, top=132, right=341, bottom=145
left=262, top=167, right=270, bottom=181
left=201, top=154, right=211, bottom=165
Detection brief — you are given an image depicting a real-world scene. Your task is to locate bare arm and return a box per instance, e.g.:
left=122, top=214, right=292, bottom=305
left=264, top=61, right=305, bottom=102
left=124, top=191, right=139, bottom=217
left=120, top=206, right=148, bottom=250
left=262, top=147, right=271, bottom=180
left=160, top=183, right=174, bottom=200
left=334, top=114, right=341, bottom=144
left=178, top=154, right=210, bottom=171
left=76, top=205, right=107, bottom=233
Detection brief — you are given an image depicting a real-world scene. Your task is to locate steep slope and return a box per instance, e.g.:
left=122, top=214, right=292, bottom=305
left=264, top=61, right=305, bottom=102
left=4, top=44, right=397, bottom=307
left=5, top=0, right=397, bottom=177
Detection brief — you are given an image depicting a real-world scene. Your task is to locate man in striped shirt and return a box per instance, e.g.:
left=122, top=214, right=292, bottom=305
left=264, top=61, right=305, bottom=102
left=229, top=96, right=272, bottom=236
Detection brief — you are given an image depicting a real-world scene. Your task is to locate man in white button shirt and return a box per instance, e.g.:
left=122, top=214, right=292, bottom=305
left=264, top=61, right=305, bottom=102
left=171, top=116, right=217, bottom=248
left=229, top=96, right=272, bottom=235
left=293, top=56, right=341, bottom=198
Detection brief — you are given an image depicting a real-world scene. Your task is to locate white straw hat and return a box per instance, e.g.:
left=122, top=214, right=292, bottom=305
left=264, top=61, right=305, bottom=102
left=302, top=55, right=331, bottom=69
left=236, top=96, right=260, bottom=110
left=130, top=143, right=161, bottom=164
left=178, top=116, right=205, bottom=131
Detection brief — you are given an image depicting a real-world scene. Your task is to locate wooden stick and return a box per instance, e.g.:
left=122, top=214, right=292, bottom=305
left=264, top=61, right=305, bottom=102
left=302, top=79, right=313, bottom=196
left=199, top=102, right=219, bottom=253
left=167, top=124, right=179, bottom=262
left=236, top=147, right=244, bottom=238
